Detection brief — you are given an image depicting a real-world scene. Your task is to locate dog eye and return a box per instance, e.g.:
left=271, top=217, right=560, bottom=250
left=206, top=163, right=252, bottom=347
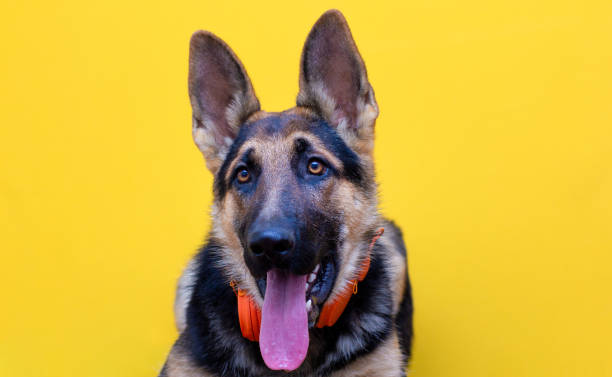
left=236, top=168, right=251, bottom=183
left=307, top=158, right=326, bottom=175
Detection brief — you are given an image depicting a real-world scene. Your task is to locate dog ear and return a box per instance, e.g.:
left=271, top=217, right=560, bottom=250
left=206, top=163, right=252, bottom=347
left=189, top=31, right=260, bottom=173
left=297, top=10, right=379, bottom=155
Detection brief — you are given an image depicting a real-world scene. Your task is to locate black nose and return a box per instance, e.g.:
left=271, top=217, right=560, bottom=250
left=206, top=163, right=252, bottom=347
left=248, top=228, right=295, bottom=267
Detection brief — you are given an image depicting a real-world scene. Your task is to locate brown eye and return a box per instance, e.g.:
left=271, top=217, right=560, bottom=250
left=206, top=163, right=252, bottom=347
left=236, top=168, right=250, bottom=183
left=307, top=159, right=325, bottom=175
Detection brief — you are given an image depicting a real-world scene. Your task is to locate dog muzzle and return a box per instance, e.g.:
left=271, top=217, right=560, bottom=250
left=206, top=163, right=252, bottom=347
left=229, top=228, right=384, bottom=370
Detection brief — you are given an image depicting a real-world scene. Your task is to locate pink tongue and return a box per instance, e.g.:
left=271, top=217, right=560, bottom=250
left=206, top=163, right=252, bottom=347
left=259, top=269, right=309, bottom=371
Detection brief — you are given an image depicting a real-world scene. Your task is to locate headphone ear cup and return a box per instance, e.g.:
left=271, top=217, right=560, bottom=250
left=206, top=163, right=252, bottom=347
left=316, top=284, right=353, bottom=328
left=249, top=298, right=262, bottom=341
left=237, top=292, right=257, bottom=341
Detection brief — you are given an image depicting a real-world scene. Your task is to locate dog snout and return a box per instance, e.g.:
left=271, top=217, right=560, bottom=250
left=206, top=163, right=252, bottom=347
left=248, top=227, right=295, bottom=267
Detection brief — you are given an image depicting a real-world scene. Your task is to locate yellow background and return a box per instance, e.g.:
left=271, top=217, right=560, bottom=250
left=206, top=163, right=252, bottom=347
left=1, top=1, right=611, bottom=376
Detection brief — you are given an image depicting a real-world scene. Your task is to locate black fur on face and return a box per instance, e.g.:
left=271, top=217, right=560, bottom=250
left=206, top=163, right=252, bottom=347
left=213, top=114, right=367, bottom=281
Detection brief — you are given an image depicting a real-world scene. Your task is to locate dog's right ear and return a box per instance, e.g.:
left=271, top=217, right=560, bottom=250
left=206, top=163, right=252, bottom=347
left=188, top=31, right=260, bottom=173
left=297, top=10, right=378, bottom=156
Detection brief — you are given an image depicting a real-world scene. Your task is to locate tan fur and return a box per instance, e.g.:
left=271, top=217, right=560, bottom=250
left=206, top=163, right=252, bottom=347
left=285, top=131, right=344, bottom=169
left=379, top=225, right=408, bottom=314
left=211, top=199, right=262, bottom=304
left=174, top=257, right=199, bottom=332
left=324, top=180, right=379, bottom=304
left=193, top=118, right=227, bottom=173
left=163, top=335, right=214, bottom=377
left=221, top=128, right=344, bottom=184
left=329, top=331, right=405, bottom=377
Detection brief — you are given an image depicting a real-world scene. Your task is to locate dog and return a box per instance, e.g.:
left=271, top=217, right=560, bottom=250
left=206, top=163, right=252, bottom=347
left=160, top=9, right=413, bottom=377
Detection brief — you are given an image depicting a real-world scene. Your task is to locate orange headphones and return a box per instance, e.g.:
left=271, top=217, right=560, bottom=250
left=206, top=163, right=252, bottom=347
left=230, top=228, right=384, bottom=341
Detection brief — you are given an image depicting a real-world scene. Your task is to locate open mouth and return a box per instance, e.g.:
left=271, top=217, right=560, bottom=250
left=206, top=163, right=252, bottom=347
left=256, top=255, right=336, bottom=327
left=256, top=255, right=336, bottom=371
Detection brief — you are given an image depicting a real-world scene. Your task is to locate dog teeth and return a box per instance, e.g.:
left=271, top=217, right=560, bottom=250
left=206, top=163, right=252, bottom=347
left=304, top=264, right=320, bottom=292
left=308, top=273, right=317, bottom=283
left=306, top=299, right=312, bottom=312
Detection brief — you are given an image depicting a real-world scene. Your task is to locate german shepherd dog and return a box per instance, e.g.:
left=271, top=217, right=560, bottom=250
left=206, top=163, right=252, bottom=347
left=160, top=9, right=413, bottom=377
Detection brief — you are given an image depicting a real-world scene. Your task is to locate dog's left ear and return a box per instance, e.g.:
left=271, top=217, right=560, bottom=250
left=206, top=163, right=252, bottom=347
left=297, top=10, right=379, bottom=155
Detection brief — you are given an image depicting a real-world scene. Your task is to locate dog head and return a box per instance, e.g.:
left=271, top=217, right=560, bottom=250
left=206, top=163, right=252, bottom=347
left=188, top=9, right=382, bottom=370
